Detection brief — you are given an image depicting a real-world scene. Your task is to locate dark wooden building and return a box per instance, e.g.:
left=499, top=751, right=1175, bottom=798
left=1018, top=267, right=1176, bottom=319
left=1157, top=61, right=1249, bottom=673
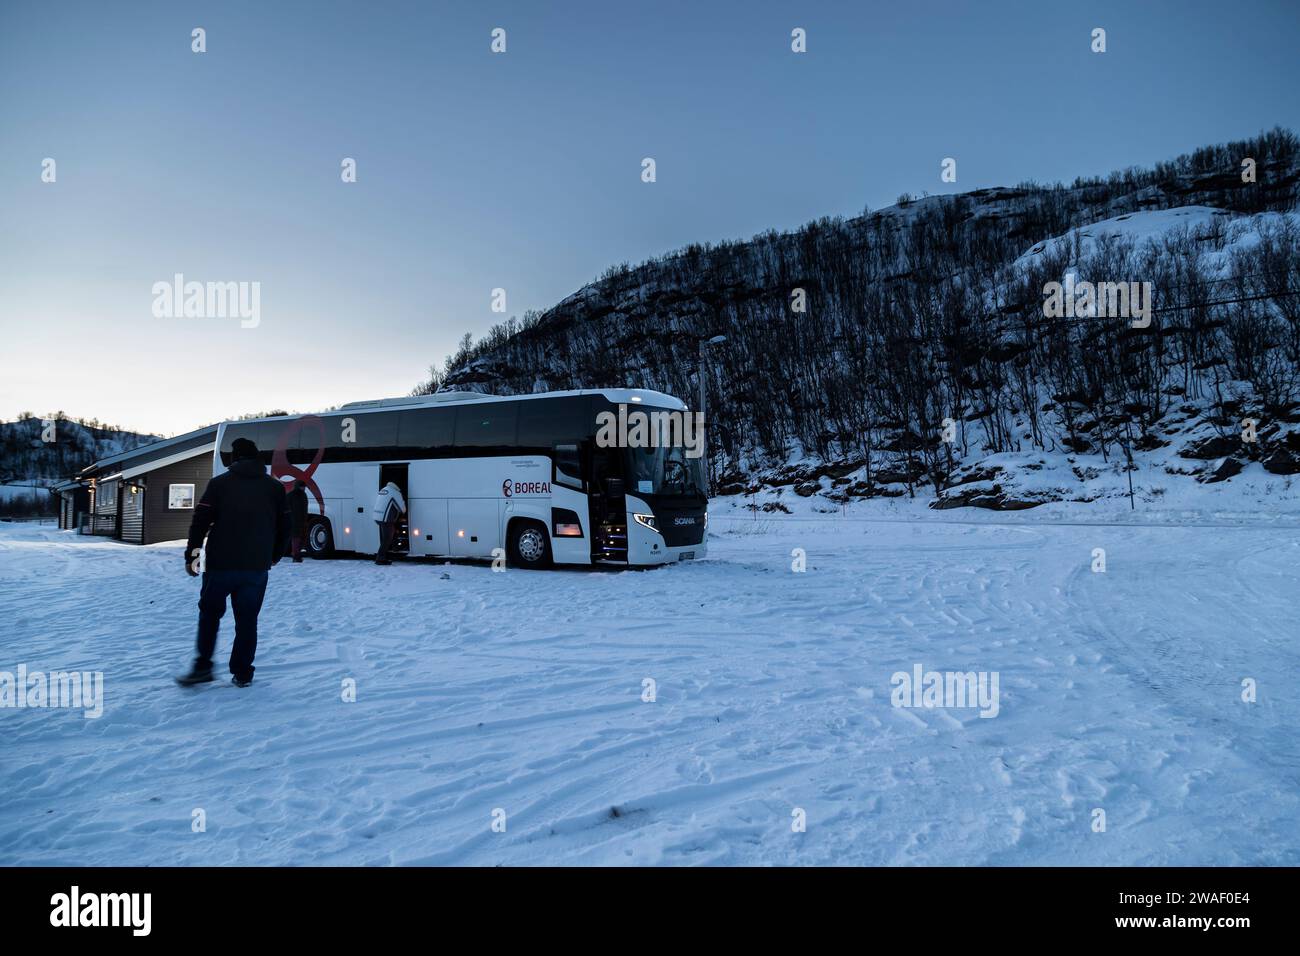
left=80, top=425, right=218, bottom=544
left=52, top=478, right=90, bottom=531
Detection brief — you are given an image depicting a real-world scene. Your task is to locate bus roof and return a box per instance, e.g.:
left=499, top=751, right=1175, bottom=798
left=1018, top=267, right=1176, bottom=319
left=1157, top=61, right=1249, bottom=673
left=218, top=388, right=687, bottom=428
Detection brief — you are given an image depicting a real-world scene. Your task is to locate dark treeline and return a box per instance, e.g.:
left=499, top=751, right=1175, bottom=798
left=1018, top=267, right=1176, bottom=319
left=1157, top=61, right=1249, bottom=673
left=419, top=128, right=1300, bottom=494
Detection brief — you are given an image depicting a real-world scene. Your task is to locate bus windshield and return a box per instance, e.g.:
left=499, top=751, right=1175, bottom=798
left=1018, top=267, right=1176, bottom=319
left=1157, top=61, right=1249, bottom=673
left=625, top=444, right=706, bottom=499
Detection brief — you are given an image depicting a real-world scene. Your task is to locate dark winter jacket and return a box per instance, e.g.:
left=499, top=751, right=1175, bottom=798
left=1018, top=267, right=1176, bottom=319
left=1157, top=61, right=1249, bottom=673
left=186, top=458, right=291, bottom=572
left=287, top=486, right=309, bottom=534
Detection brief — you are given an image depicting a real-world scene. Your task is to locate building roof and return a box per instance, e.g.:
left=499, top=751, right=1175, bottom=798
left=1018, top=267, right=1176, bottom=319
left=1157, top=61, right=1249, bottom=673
left=80, top=424, right=220, bottom=478
left=119, top=441, right=216, bottom=480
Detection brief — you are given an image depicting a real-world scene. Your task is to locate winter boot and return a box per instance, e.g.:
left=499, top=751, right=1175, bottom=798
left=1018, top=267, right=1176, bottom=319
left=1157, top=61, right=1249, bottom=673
left=175, top=664, right=214, bottom=687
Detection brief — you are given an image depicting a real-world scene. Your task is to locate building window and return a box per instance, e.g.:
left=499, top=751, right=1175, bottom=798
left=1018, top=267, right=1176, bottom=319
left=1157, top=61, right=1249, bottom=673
left=168, top=484, right=195, bottom=509
left=97, top=480, right=117, bottom=513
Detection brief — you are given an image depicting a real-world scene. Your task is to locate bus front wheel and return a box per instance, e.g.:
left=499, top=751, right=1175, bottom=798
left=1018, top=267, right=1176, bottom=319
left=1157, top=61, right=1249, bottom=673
left=306, top=518, right=334, bottom=558
left=507, top=519, right=552, bottom=569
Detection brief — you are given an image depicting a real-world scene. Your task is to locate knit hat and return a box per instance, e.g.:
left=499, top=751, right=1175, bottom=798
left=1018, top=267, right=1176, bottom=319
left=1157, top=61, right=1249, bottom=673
left=231, top=437, right=259, bottom=461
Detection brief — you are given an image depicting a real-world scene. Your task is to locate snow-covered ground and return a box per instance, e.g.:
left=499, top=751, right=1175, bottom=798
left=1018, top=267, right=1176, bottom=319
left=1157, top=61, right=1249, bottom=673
left=1, top=509, right=1297, bottom=866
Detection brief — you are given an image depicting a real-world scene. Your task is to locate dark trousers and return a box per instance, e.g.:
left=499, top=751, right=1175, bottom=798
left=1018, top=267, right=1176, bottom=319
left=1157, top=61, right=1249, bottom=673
left=290, top=530, right=305, bottom=561
left=195, top=569, right=269, bottom=680
left=376, top=519, right=396, bottom=562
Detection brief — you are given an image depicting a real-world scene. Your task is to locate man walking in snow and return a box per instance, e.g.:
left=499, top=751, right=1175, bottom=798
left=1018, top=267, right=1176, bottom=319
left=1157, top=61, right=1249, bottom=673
left=177, top=437, right=291, bottom=688
left=372, top=480, right=406, bottom=566
left=287, top=479, right=309, bottom=562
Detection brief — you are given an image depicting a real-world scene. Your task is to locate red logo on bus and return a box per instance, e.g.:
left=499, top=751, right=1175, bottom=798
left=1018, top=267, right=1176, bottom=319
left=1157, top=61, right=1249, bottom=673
left=270, top=415, right=326, bottom=515
left=502, top=479, right=513, bottom=498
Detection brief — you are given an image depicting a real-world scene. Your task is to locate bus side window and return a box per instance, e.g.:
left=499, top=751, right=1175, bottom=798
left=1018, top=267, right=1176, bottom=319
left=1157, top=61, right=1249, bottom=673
left=554, top=443, right=582, bottom=490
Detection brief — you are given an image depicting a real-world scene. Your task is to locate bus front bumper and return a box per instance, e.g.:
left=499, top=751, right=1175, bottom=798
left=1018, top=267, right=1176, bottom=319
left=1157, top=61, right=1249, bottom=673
left=625, top=501, right=707, bottom=566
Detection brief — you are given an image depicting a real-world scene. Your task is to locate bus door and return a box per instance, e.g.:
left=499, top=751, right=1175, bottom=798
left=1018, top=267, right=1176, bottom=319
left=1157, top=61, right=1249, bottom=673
left=589, top=445, right=628, bottom=562
left=351, top=466, right=381, bottom=554
left=379, top=463, right=410, bottom=554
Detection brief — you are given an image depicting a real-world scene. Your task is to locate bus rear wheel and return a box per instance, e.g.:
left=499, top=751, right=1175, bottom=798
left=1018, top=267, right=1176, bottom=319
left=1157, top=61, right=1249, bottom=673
left=508, top=519, right=552, bottom=569
left=306, top=518, right=334, bottom=558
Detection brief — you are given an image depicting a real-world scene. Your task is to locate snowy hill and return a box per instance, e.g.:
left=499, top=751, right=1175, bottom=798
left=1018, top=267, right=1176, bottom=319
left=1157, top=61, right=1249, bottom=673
left=0, top=416, right=161, bottom=483
left=421, top=128, right=1300, bottom=512
left=0, top=417, right=161, bottom=516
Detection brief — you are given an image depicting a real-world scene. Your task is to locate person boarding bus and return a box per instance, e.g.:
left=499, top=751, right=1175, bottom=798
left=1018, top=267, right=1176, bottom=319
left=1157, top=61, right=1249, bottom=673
left=372, top=481, right=406, bottom=565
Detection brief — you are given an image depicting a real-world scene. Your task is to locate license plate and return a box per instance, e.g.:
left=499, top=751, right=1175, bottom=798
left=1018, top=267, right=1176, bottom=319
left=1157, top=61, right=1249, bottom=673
left=679, top=551, right=695, bottom=561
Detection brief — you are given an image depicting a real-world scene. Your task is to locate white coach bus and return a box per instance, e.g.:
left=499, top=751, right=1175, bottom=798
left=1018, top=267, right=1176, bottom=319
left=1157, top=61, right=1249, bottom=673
left=212, top=389, right=708, bottom=568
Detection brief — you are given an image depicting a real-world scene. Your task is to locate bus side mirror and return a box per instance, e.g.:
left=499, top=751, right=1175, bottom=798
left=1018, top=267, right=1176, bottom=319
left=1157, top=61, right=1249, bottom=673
left=604, top=478, right=624, bottom=498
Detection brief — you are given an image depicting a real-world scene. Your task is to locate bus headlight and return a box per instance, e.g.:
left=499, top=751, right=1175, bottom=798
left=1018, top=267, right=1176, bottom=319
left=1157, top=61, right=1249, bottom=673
left=633, top=513, right=659, bottom=533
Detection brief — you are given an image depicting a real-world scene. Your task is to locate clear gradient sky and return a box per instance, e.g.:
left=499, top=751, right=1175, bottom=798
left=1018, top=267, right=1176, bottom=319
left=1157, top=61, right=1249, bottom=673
left=2, top=0, right=1298, bottom=435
